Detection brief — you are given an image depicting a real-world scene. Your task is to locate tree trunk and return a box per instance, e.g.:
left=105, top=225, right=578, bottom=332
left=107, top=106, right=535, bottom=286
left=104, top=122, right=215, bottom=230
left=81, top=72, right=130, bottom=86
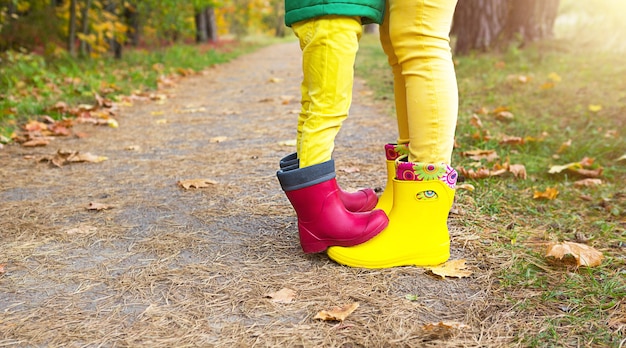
left=195, top=8, right=208, bottom=43
left=452, top=0, right=560, bottom=54
left=501, top=0, right=560, bottom=46
left=206, top=7, right=218, bottom=42
left=68, top=0, right=77, bottom=56
left=124, top=2, right=140, bottom=46
left=79, top=0, right=92, bottom=57
left=104, top=1, right=122, bottom=59
left=452, top=0, right=509, bottom=55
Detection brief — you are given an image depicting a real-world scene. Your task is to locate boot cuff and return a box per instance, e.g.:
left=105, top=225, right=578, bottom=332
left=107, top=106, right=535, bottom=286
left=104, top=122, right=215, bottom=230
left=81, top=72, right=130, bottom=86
left=277, top=160, right=336, bottom=191
left=279, top=152, right=298, bottom=168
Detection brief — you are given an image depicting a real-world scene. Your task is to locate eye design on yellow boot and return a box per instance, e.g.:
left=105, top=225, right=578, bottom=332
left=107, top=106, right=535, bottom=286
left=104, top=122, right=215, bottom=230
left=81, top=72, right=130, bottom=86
left=416, top=190, right=438, bottom=200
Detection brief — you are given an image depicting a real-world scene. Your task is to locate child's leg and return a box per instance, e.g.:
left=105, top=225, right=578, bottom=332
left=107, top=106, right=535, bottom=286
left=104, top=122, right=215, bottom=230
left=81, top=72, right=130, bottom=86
left=292, top=15, right=362, bottom=168
left=388, top=0, right=458, bottom=164
left=379, top=1, right=409, bottom=145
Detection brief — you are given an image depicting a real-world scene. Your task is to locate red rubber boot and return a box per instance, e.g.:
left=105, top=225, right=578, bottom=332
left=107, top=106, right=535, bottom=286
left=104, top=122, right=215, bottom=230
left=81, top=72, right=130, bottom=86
left=277, top=159, right=388, bottom=253
left=279, top=153, right=377, bottom=212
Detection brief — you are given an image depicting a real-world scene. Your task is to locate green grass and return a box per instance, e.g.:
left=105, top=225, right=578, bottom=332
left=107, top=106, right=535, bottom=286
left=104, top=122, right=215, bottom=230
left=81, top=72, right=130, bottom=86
left=356, top=33, right=625, bottom=346
left=0, top=38, right=276, bottom=140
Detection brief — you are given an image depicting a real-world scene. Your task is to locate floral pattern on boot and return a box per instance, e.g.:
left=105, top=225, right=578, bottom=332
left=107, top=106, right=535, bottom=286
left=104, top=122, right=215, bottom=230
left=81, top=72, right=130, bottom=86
left=384, top=143, right=410, bottom=161
left=395, top=157, right=458, bottom=190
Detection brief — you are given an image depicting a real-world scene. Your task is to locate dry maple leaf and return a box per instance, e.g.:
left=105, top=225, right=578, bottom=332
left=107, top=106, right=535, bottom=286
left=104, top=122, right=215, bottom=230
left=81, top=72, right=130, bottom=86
left=533, top=187, right=559, bottom=200
left=264, top=288, right=296, bottom=304
left=422, top=321, right=470, bottom=339
left=177, top=179, right=217, bottom=189
left=314, top=302, right=359, bottom=322
left=425, top=259, right=472, bottom=279
left=545, top=241, right=604, bottom=267
left=469, top=114, right=483, bottom=129
left=278, top=139, right=297, bottom=146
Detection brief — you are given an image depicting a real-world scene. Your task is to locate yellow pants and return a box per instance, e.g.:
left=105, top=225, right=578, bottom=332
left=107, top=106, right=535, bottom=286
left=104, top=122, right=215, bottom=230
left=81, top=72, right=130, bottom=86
left=292, top=16, right=363, bottom=168
left=380, top=0, right=458, bottom=164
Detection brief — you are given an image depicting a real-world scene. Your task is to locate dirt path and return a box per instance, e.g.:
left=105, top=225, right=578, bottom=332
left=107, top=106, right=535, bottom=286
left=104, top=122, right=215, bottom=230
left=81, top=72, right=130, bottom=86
left=1, top=42, right=503, bottom=347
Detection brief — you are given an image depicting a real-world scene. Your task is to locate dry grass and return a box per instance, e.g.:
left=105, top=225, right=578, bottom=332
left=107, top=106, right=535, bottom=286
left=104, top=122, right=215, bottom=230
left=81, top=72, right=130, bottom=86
left=1, top=42, right=540, bottom=347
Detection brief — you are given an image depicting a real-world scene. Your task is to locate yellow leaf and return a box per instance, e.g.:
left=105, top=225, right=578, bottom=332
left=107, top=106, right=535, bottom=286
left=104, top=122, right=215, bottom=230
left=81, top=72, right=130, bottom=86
left=557, top=139, right=572, bottom=154
left=617, top=153, right=626, bottom=162
left=548, top=72, right=562, bottom=82
left=545, top=241, right=604, bottom=267
left=588, top=104, right=602, bottom=112
left=425, top=259, right=472, bottom=279
left=533, top=187, right=559, bottom=200
left=264, top=288, right=296, bottom=304
left=177, top=179, right=217, bottom=190
left=540, top=82, right=555, bottom=90
left=314, top=303, right=359, bottom=322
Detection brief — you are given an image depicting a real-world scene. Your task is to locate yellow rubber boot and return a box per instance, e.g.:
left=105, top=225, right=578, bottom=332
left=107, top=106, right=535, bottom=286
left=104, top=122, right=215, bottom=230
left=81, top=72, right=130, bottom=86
left=328, top=160, right=457, bottom=268
left=375, top=143, right=409, bottom=214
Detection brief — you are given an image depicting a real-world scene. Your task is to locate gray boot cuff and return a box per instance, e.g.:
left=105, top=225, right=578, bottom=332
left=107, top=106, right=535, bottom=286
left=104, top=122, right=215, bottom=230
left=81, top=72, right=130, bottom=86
left=277, top=159, right=336, bottom=191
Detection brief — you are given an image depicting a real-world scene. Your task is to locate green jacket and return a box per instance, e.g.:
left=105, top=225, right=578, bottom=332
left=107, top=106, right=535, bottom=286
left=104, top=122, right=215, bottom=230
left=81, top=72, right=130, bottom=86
left=284, top=0, right=385, bottom=27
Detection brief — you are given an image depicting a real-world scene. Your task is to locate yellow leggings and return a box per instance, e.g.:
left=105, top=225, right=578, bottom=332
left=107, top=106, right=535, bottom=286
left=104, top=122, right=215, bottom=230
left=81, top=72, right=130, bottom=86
left=380, top=0, right=458, bottom=164
left=292, top=16, right=362, bottom=168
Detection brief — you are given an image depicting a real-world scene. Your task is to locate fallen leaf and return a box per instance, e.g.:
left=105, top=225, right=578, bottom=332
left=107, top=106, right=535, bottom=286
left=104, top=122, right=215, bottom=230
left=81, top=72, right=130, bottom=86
left=177, top=179, right=217, bottom=189
left=22, top=138, right=50, bottom=147
left=456, top=183, right=475, bottom=192
left=557, top=139, right=572, bottom=154
left=155, top=119, right=168, bottom=124
left=125, top=145, right=140, bottom=151
left=422, top=321, right=471, bottom=339
left=533, top=187, right=559, bottom=200
left=210, top=136, right=228, bottom=143
left=549, top=157, right=602, bottom=178
left=278, top=139, right=297, bottom=146
left=66, top=225, right=98, bottom=235
left=425, top=259, right=472, bottom=279
left=617, top=153, right=626, bottom=162
left=268, top=77, right=282, bottom=83
left=460, top=149, right=499, bottom=162
left=588, top=104, right=602, bottom=112
left=314, top=303, right=359, bottom=322
left=545, top=241, right=604, bottom=267
left=574, top=178, right=603, bottom=187
left=0, top=264, right=5, bottom=275
left=495, top=111, right=514, bottom=122
left=87, top=202, right=112, bottom=211
left=540, top=82, right=555, bottom=90
left=499, top=135, right=525, bottom=145
left=548, top=72, right=562, bottom=82
left=265, top=288, right=296, bottom=304
left=507, top=164, right=527, bottom=180
left=469, top=114, right=483, bottom=129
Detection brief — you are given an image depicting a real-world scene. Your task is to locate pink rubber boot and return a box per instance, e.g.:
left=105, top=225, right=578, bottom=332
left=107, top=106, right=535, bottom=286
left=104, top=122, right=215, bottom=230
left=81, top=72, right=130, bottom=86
left=277, top=159, right=388, bottom=253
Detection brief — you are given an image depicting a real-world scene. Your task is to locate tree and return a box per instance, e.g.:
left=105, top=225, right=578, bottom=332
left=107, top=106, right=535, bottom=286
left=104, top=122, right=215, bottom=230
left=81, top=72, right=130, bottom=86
left=451, top=0, right=560, bottom=54
left=68, top=0, right=77, bottom=55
